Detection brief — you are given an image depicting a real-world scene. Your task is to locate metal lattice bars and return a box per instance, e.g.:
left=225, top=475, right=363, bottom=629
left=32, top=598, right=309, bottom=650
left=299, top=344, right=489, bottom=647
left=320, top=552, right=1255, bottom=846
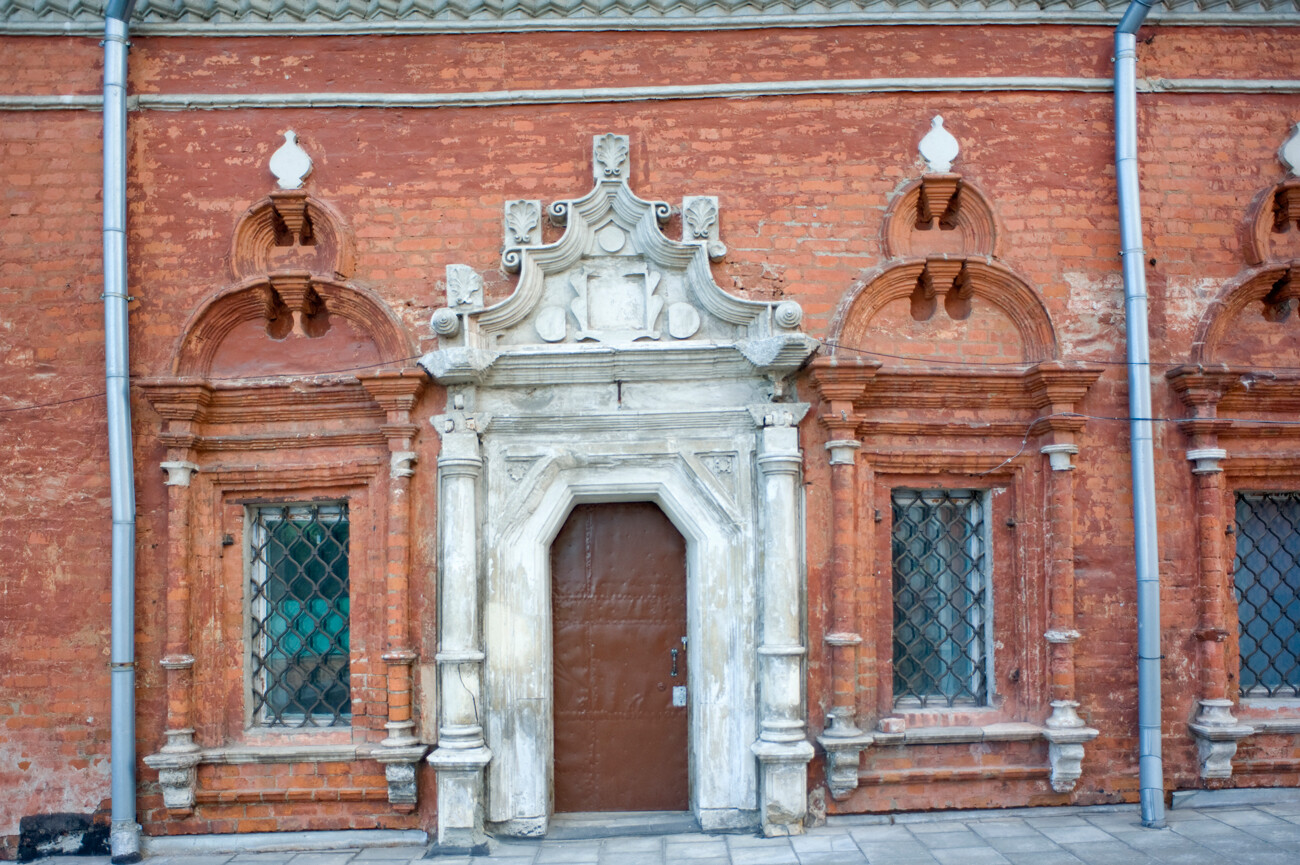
left=249, top=503, right=351, bottom=727
left=1234, top=492, right=1300, bottom=699
left=891, top=489, right=991, bottom=708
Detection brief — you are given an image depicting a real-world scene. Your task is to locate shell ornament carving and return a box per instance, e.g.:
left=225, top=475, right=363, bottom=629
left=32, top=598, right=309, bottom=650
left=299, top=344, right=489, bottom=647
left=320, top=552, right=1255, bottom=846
left=506, top=200, right=540, bottom=245
left=594, top=134, right=629, bottom=179
left=446, top=264, right=484, bottom=309
left=685, top=198, right=718, bottom=240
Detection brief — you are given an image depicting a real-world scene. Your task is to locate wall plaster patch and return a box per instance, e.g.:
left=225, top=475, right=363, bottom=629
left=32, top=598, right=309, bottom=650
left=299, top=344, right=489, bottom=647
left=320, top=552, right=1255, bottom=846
left=421, top=134, right=819, bottom=843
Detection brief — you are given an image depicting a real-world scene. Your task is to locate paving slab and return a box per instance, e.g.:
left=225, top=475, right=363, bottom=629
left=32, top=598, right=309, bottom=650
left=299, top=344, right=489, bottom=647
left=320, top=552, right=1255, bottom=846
left=915, top=830, right=987, bottom=849
left=985, top=834, right=1064, bottom=854
left=1001, top=852, right=1085, bottom=865
left=930, top=847, right=1012, bottom=865
left=968, top=820, right=1038, bottom=839
left=1057, top=840, right=1152, bottom=864
left=33, top=802, right=1300, bottom=865
left=354, top=848, right=431, bottom=861
left=1036, top=826, right=1114, bottom=844
left=792, top=852, right=867, bottom=865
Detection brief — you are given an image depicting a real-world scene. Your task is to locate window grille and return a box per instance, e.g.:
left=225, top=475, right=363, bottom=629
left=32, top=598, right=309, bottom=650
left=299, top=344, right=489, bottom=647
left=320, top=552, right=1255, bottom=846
left=891, top=489, right=991, bottom=708
left=249, top=503, right=351, bottom=726
left=1234, top=492, right=1300, bottom=699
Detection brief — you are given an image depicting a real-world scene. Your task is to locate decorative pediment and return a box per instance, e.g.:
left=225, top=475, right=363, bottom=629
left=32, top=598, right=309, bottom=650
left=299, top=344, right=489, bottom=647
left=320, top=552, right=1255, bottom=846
left=422, top=134, right=816, bottom=384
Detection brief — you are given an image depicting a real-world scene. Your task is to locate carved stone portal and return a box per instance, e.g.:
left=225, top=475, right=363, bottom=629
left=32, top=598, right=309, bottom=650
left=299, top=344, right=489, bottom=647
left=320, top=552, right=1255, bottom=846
left=422, top=135, right=818, bottom=841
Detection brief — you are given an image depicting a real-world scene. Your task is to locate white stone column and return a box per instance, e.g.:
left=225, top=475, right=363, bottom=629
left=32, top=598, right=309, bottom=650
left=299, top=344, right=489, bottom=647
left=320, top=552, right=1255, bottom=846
left=750, top=408, right=813, bottom=836
left=427, top=418, right=491, bottom=852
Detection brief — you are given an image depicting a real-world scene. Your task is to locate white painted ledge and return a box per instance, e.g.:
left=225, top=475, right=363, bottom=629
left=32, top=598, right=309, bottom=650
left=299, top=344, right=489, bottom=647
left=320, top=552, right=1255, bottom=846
left=4, top=77, right=1300, bottom=112
left=143, top=829, right=427, bottom=856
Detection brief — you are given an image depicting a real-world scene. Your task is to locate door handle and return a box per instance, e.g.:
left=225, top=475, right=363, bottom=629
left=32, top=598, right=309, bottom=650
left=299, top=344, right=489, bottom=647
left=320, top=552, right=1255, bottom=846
left=670, top=648, right=679, bottom=677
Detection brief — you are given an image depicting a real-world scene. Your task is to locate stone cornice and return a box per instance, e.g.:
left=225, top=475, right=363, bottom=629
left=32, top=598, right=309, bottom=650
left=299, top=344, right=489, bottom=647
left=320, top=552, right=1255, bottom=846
left=1168, top=364, right=1300, bottom=416
left=3, top=2, right=1297, bottom=35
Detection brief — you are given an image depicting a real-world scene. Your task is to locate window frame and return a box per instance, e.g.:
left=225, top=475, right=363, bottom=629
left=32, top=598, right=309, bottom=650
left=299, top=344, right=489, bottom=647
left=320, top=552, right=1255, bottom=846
left=244, top=500, right=353, bottom=729
left=870, top=471, right=1030, bottom=724
left=890, top=487, right=995, bottom=710
left=1232, top=489, right=1300, bottom=701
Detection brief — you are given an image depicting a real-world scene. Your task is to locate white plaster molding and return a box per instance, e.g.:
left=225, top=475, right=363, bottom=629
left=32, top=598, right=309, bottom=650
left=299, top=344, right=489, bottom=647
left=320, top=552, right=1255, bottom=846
left=142, top=830, right=427, bottom=857
left=503, top=199, right=542, bottom=256
left=825, top=439, right=861, bottom=465
left=7, top=8, right=1300, bottom=39
left=824, top=632, right=862, bottom=646
left=197, top=744, right=363, bottom=764
left=160, top=460, right=200, bottom=486
left=1041, top=701, right=1100, bottom=793
left=390, top=451, right=418, bottom=479
left=1187, top=447, right=1228, bottom=474
left=269, top=131, right=312, bottom=190
left=159, top=653, right=196, bottom=669
left=683, top=195, right=726, bottom=262
left=1042, top=701, right=1100, bottom=793
left=374, top=744, right=431, bottom=807
left=870, top=721, right=1047, bottom=747
left=13, top=79, right=1300, bottom=114
left=419, top=134, right=815, bottom=839
left=1040, top=443, right=1079, bottom=472
left=420, top=132, right=817, bottom=379
left=1044, top=628, right=1082, bottom=644
left=1282, top=122, right=1300, bottom=177
left=817, top=713, right=873, bottom=801
left=142, top=729, right=202, bottom=811
left=1248, top=716, right=1300, bottom=734
left=445, top=263, right=484, bottom=311
left=1189, top=699, right=1254, bottom=780
left=919, top=115, right=959, bottom=173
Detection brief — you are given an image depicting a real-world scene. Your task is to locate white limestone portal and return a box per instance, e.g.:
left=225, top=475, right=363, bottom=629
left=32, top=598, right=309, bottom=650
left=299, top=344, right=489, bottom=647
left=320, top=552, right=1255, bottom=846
left=421, top=135, right=818, bottom=844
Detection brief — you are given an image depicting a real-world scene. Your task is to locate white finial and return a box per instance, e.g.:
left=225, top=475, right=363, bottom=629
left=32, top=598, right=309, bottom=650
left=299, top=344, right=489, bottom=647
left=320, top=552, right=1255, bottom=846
left=269, top=130, right=312, bottom=190
left=919, top=115, right=960, bottom=174
left=1281, top=122, right=1300, bottom=177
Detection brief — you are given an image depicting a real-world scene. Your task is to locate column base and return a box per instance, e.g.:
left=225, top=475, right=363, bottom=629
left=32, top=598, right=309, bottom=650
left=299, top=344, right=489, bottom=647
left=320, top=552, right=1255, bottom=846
left=1042, top=701, right=1099, bottom=793
left=374, top=743, right=430, bottom=810
left=1189, top=699, right=1254, bottom=780
left=816, top=718, right=874, bottom=801
left=143, top=729, right=203, bottom=813
left=752, top=739, right=814, bottom=836
left=427, top=746, right=492, bottom=848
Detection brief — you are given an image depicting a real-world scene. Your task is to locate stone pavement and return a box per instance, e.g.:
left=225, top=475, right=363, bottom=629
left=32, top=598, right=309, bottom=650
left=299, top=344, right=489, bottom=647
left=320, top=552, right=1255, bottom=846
left=35, top=801, right=1300, bottom=865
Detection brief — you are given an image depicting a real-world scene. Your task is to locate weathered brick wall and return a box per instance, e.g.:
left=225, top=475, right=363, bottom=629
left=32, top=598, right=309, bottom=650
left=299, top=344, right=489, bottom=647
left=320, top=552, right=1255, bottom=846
left=2, top=22, right=1298, bottom=851
left=0, top=36, right=122, bottom=860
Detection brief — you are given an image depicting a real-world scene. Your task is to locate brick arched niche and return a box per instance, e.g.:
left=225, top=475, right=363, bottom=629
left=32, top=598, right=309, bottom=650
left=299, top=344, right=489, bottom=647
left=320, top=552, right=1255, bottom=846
left=810, top=245, right=1102, bottom=806
left=1171, top=260, right=1300, bottom=783
left=1192, top=262, right=1300, bottom=366
left=140, top=190, right=426, bottom=819
left=831, top=257, right=1057, bottom=364
left=230, top=191, right=356, bottom=281
left=881, top=175, right=999, bottom=260
left=172, top=275, right=412, bottom=379
left=420, top=135, right=818, bottom=846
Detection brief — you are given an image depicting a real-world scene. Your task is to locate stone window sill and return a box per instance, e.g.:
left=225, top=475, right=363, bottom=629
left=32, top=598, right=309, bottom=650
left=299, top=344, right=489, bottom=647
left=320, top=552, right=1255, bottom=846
left=872, top=721, right=1047, bottom=746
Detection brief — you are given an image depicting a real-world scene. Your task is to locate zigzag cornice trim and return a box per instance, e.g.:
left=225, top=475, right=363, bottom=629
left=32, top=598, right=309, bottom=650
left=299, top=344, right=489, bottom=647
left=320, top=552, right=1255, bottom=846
left=2, top=0, right=1298, bottom=31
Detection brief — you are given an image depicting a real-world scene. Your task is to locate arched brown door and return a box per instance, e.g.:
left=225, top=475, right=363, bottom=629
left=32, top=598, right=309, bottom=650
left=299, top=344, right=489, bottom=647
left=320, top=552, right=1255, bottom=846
left=551, top=502, right=689, bottom=812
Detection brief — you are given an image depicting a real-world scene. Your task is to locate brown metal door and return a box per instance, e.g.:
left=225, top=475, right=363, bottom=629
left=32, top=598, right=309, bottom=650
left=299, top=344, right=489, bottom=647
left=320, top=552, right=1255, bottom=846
left=551, top=502, right=689, bottom=812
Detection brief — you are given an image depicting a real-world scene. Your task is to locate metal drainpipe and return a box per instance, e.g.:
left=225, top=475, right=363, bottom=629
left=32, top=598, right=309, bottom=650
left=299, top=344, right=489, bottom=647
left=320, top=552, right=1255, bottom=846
left=103, top=0, right=142, bottom=861
left=1114, top=0, right=1166, bottom=829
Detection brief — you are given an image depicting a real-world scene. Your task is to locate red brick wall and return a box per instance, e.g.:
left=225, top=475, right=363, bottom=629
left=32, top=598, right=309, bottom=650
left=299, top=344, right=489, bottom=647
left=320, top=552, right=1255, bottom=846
left=2, top=22, right=1299, bottom=850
